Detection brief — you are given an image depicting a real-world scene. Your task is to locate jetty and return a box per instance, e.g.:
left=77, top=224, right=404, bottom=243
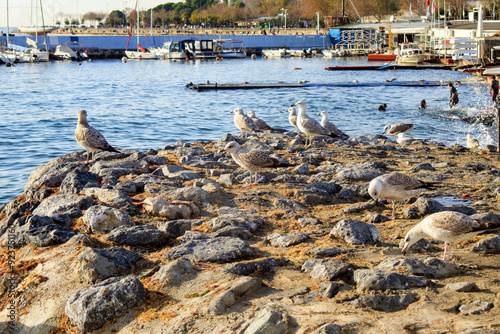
left=186, top=80, right=453, bottom=91
left=325, top=64, right=454, bottom=71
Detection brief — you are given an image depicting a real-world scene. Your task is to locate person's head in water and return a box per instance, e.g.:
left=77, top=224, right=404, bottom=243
left=420, top=100, right=427, bottom=108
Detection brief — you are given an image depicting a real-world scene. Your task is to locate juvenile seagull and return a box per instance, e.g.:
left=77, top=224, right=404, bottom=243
left=247, top=111, right=274, bottom=131
left=466, top=134, right=480, bottom=149
left=319, top=111, right=349, bottom=139
left=75, top=109, right=119, bottom=164
left=382, top=123, right=415, bottom=136
left=287, top=107, right=299, bottom=132
left=402, top=211, right=500, bottom=261
left=224, top=141, right=293, bottom=186
left=368, top=172, right=438, bottom=219
left=231, top=108, right=262, bottom=138
left=292, top=100, right=337, bottom=146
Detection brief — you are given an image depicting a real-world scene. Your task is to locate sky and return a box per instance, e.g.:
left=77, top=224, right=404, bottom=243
left=0, top=0, right=181, bottom=27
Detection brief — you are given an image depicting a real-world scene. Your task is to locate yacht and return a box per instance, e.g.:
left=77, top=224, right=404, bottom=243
left=396, top=43, right=425, bottom=64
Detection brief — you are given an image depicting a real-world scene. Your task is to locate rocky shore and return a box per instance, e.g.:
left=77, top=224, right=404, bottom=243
left=1, top=130, right=500, bottom=334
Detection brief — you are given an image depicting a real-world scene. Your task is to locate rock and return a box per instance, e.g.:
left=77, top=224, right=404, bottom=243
left=366, top=213, right=391, bottom=224
left=65, top=275, right=146, bottom=332
left=83, top=188, right=132, bottom=209
left=295, top=182, right=341, bottom=198
left=209, top=226, right=253, bottom=240
left=208, top=277, right=262, bottom=315
left=210, top=215, right=263, bottom=233
left=445, top=282, right=480, bottom=292
left=82, top=205, right=135, bottom=234
left=273, top=199, right=306, bottom=211
left=143, top=197, right=199, bottom=220
left=162, top=165, right=202, bottom=180
left=377, top=257, right=460, bottom=279
left=334, top=164, right=382, bottom=182
left=219, top=173, right=235, bottom=186
left=459, top=300, right=494, bottom=315
left=309, top=260, right=350, bottom=281
left=223, top=258, right=282, bottom=276
left=60, top=168, right=100, bottom=194
left=353, top=269, right=429, bottom=290
left=470, top=212, right=500, bottom=224
left=105, top=225, right=169, bottom=247
left=292, top=163, right=310, bottom=175
left=403, top=206, right=420, bottom=219
left=168, top=236, right=254, bottom=263
left=243, top=304, right=287, bottom=334
left=398, top=238, right=441, bottom=255
left=265, top=232, right=310, bottom=247
left=311, top=323, right=342, bottom=334
left=305, top=247, right=347, bottom=258
left=165, top=186, right=213, bottom=206
left=342, top=200, right=378, bottom=214
left=72, top=247, right=142, bottom=283
left=156, top=219, right=201, bottom=237
left=458, top=329, right=500, bottom=334
left=330, top=219, right=379, bottom=245
left=415, top=197, right=444, bottom=215
left=446, top=205, right=477, bottom=215
left=32, top=194, right=93, bottom=219
left=409, top=163, right=436, bottom=172
left=298, top=217, right=321, bottom=227
left=472, top=236, right=500, bottom=253
left=152, top=259, right=197, bottom=285
left=350, top=293, right=418, bottom=311
left=89, top=159, right=147, bottom=179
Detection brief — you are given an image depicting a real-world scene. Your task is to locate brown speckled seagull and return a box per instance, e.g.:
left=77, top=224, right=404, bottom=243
left=320, top=111, right=349, bottom=139
left=247, top=111, right=274, bottom=131
left=368, top=172, right=438, bottom=219
left=292, top=100, right=337, bottom=146
left=402, top=211, right=500, bottom=261
left=75, top=109, right=119, bottom=164
left=231, top=108, right=262, bottom=138
left=382, top=123, right=414, bottom=136
left=224, top=141, right=293, bottom=186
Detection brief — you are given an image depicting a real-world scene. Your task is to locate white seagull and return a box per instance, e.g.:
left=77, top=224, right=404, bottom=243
left=319, top=111, right=348, bottom=139
left=287, top=107, right=299, bottom=132
left=402, top=211, right=500, bottom=261
left=247, top=111, right=274, bottom=131
left=466, top=134, right=480, bottom=149
left=396, top=133, right=417, bottom=146
left=292, top=100, right=337, bottom=146
left=75, top=109, right=119, bottom=164
left=382, top=123, right=415, bottom=136
left=368, top=172, right=438, bottom=219
left=224, top=141, right=293, bottom=186
left=231, top=108, right=262, bottom=138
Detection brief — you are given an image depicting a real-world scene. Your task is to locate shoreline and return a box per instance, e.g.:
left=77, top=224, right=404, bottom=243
left=1, top=131, right=500, bottom=333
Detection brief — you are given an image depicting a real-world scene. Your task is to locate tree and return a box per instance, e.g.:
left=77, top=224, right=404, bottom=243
left=105, top=10, right=125, bottom=26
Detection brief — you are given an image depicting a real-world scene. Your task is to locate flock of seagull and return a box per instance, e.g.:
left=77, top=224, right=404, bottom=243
left=74, top=104, right=500, bottom=262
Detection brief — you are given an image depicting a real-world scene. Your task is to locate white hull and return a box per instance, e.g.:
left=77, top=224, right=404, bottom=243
left=262, top=49, right=290, bottom=58
left=17, top=26, right=57, bottom=35
left=397, top=54, right=425, bottom=63
left=125, top=50, right=158, bottom=60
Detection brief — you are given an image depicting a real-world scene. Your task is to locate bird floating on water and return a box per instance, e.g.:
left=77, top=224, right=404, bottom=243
left=402, top=211, right=500, bottom=261
left=231, top=108, right=262, bottom=138
left=75, top=109, right=119, bottom=164
left=292, top=101, right=337, bottom=146
left=368, top=172, right=438, bottom=219
left=224, top=141, right=293, bottom=186
left=382, top=123, right=415, bottom=136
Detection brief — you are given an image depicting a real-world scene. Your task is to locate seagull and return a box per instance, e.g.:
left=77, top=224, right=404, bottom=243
left=292, top=100, right=337, bottom=146
left=466, top=134, right=480, bottom=149
left=247, top=111, right=275, bottom=131
left=385, top=78, right=397, bottom=82
left=382, top=123, right=415, bottom=136
left=396, top=133, right=416, bottom=145
left=75, top=109, right=119, bottom=164
left=353, top=80, right=358, bottom=84
left=319, top=111, right=349, bottom=139
left=224, top=141, right=293, bottom=186
left=287, top=107, right=299, bottom=132
left=368, top=172, right=438, bottom=219
left=231, top=108, right=262, bottom=138
left=402, top=211, right=500, bottom=261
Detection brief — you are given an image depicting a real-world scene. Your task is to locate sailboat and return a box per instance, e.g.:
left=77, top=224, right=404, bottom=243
left=0, top=0, right=18, bottom=64
left=125, top=0, right=157, bottom=59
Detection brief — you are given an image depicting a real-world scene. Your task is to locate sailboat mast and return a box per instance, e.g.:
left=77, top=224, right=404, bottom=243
left=137, top=1, right=139, bottom=50
left=40, top=0, right=48, bottom=50
left=6, top=0, right=10, bottom=46
left=35, top=0, right=39, bottom=48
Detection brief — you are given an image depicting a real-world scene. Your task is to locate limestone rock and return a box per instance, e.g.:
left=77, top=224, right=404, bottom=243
left=305, top=247, right=347, bottom=258
left=89, top=159, right=147, bottom=178
left=210, top=214, right=263, bottom=233
left=32, top=194, right=93, bottom=219
left=459, top=300, right=494, bottom=315
left=445, top=282, right=480, bottom=292
left=105, top=225, right=169, bottom=247
left=330, top=219, right=379, bottom=245
left=82, top=205, right=135, bottom=234
left=83, top=188, right=132, bottom=209
left=152, top=259, right=197, bottom=285
left=311, top=323, right=342, bottom=334
left=162, top=165, right=201, bottom=180
left=265, top=232, right=310, bottom=247
left=349, top=293, right=418, bottom=311
left=308, top=260, right=350, bottom=281
left=353, top=269, right=429, bottom=290
left=208, top=277, right=262, bottom=315
left=143, top=197, right=199, bottom=220
left=243, top=304, right=287, bottom=334
left=165, top=186, right=213, bottom=206
left=223, top=258, right=282, bottom=276
left=377, top=257, right=460, bottom=279
left=415, top=197, right=444, bottom=215
left=156, top=219, right=202, bottom=237
left=59, top=167, right=100, bottom=194
left=65, top=275, right=146, bottom=332
left=472, top=236, right=500, bottom=253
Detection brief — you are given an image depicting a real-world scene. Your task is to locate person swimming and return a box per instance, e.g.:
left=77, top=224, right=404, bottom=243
left=378, top=103, right=387, bottom=111
left=419, top=100, right=427, bottom=110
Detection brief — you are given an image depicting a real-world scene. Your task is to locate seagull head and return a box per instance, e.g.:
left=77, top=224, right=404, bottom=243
left=319, top=111, right=328, bottom=118
left=382, top=125, right=390, bottom=135
left=77, top=109, right=88, bottom=123
left=287, top=107, right=297, bottom=115
left=291, top=100, right=305, bottom=108
left=247, top=111, right=256, bottom=118
left=231, top=108, right=244, bottom=115
left=223, top=141, right=241, bottom=154
left=401, top=225, right=425, bottom=256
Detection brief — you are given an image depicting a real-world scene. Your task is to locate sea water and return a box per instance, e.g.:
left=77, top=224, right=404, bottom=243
left=0, top=57, right=492, bottom=204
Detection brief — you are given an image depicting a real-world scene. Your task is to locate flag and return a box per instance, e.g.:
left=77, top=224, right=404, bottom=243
left=427, top=0, right=430, bottom=7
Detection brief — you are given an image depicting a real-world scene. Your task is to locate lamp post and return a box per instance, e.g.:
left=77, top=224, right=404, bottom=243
left=280, top=8, right=287, bottom=29
left=316, top=11, right=320, bottom=34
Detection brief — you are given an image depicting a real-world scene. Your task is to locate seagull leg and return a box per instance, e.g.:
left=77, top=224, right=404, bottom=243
left=443, top=243, right=452, bottom=261
left=390, top=201, right=396, bottom=220
left=83, top=150, right=90, bottom=164
left=254, top=172, right=258, bottom=185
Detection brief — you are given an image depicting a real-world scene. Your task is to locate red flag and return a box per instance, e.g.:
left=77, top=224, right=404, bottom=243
left=427, top=0, right=430, bottom=6
left=138, top=44, right=146, bottom=53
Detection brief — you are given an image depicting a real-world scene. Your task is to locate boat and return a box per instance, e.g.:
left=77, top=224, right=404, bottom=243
left=289, top=48, right=317, bottom=57
left=150, top=40, right=195, bottom=59
left=212, top=39, right=246, bottom=58
left=17, top=25, right=57, bottom=35
left=125, top=0, right=158, bottom=60
left=262, top=49, right=290, bottom=58
left=53, top=42, right=88, bottom=60
left=396, top=43, right=425, bottom=64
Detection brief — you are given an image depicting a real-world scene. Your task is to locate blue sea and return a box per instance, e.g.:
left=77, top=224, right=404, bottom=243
left=0, top=56, right=492, bottom=205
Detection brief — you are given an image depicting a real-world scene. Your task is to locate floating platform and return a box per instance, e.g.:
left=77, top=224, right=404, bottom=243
left=186, top=81, right=451, bottom=91
left=325, top=64, right=453, bottom=71
left=367, top=54, right=397, bottom=61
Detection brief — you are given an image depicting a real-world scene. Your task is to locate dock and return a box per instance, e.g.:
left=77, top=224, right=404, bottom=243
left=325, top=64, right=454, bottom=70
left=186, top=81, right=452, bottom=91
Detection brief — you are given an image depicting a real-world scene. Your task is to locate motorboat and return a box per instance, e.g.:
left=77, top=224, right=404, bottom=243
left=396, top=43, right=425, bottom=64
left=212, top=39, right=246, bottom=58
left=262, top=49, right=290, bottom=58
left=53, top=42, right=88, bottom=61
left=150, top=40, right=195, bottom=59
left=289, top=48, right=317, bottom=57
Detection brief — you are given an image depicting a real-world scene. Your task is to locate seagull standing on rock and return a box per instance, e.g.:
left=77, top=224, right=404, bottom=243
left=224, top=141, right=293, bottom=186
left=402, top=211, right=500, bottom=261
left=231, top=108, right=262, bottom=138
left=382, top=123, right=415, bottom=136
left=368, top=172, right=438, bottom=219
left=287, top=107, right=299, bottom=133
left=292, top=100, right=337, bottom=146
left=319, top=111, right=349, bottom=139
left=466, top=134, right=480, bottom=149
left=75, top=109, right=119, bottom=164
left=247, top=111, right=275, bottom=131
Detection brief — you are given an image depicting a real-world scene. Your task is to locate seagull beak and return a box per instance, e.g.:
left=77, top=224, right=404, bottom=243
left=291, top=103, right=296, bottom=107
left=375, top=198, right=379, bottom=207
left=401, top=243, right=409, bottom=256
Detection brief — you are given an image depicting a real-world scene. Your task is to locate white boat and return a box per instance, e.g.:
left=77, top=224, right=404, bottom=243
left=150, top=40, right=194, bottom=59
left=212, top=39, right=246, bottom=58
left=396, top=43, right=425, bottom=64
left=289, top=49, right=317, bottom=57
left=17, top=25, right=57, bottom=35
left=262, top=49, right=290, bottom=58
left=53, top=42, right=88, bottom=61
left=125, top=0, right=158, bottom=60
